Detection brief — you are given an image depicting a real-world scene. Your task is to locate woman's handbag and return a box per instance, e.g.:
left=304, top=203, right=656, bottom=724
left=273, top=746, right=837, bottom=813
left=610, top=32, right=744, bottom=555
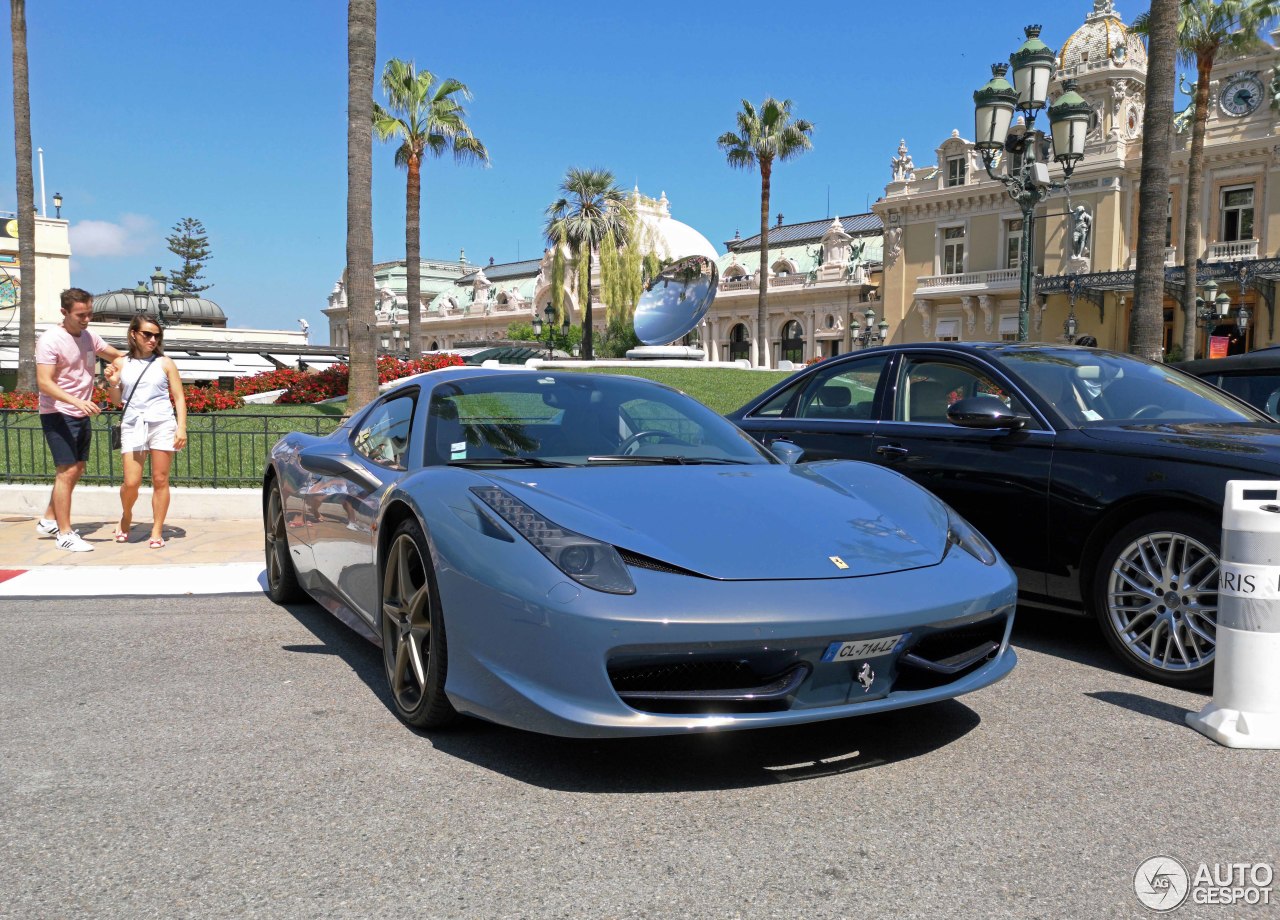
left=110, top=358, right=156, bottom=451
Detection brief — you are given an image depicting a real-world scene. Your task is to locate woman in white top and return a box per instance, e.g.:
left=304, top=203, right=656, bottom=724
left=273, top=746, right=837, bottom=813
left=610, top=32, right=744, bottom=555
left=104, top=315, right=188, bottom=548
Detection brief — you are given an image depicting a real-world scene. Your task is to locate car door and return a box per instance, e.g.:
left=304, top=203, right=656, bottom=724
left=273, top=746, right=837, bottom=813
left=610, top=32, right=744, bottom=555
left=735, top=353, right=890, bottom=464
left=870, top=353, right=1054, bottom=596
left=307, top=387, right=420, bottom=623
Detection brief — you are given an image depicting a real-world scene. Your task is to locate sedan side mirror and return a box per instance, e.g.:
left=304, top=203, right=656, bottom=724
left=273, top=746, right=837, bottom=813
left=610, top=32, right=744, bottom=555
left=770, top=440, right=805, bottom=465
left=946, top=395, right=1028, bottom=430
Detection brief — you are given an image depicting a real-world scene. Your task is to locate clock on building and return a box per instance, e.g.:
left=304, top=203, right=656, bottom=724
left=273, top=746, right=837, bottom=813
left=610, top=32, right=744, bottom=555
left=1221, top=72, right=1264, bottom=116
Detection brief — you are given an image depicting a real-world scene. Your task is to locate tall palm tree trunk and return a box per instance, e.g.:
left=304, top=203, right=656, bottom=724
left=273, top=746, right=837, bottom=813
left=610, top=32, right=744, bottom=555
left=345, top=0, right=377, bottom=412
left=405, top=153, right=421, bottom=358
left=1131, top=0, right=1178, bottom=360
left=1182, top=49, right=1217, bottom=359
left=582, top=245, right=594, bottom=360
left=756, top=161, right=772, bottom=368
left=10, top=0, right=36, bottom=392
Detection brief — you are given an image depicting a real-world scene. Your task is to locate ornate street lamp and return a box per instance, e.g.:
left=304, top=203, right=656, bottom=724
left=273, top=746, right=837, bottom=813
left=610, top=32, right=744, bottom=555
left=974, top=27, right=1091, bottom=342
left=531, top=304, right=568, bottom=358
left=52, top=192, right=62, bottom=219
left=133, top=268, right=185, bottom=326
left=850, top=305, right=889, bottom=349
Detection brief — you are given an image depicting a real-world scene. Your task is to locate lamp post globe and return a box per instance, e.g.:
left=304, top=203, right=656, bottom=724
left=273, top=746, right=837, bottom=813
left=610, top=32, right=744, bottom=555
left=1009, top=25, right=1054, bottom=111
left=1047, top=80, right=1090, bottom=178
left=974, top=63, right=1017, bottom=153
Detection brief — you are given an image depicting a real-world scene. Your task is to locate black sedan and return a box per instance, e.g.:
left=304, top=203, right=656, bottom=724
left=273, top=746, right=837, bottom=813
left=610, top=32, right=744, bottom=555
left=1176, top=349, right=1280, bottom=417
left=728, top=342, right=1280, bottom=687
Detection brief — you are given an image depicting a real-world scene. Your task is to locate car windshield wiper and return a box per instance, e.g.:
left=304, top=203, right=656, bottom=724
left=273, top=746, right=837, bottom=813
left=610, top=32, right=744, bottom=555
left=586, top=455, right=749, bottom=465
left=447, top=456, right=574, bottom=468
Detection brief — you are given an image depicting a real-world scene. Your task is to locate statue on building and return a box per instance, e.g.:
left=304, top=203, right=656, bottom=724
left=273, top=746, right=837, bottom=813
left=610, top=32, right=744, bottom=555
left=1071, top=205, right=1093, bottom=259
left=885, top=226, right=903, bottom=269
left=891, top=140, right=915, bottom=182
left=1174, top=74, right=1196, bottom=134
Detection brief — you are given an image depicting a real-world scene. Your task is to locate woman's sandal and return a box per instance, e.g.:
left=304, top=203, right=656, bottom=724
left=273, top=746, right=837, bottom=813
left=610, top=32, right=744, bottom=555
left=112, top=530, right=129, bottom=543
left=149, top=538, right=165, bottom=549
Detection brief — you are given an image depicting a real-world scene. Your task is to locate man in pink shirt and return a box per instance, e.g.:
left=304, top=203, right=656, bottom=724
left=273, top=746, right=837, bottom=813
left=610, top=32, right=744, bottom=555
left=34, top=288, right=122, bottom=551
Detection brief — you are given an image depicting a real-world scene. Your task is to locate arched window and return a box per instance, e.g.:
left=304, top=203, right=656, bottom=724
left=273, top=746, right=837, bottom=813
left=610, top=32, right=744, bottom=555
left=430, top=340, right=439, bottom=351
left=729, top=323, right=750, bottom=361
left=782, top=320, right=804, bottom=364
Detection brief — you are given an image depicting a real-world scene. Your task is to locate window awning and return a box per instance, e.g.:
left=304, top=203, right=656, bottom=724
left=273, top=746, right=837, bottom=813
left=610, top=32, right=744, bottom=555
left=934, top=319, right=960, bottom=340
left=229, top=353, right=277, bottom=372
left=171, top=356, right=245, bottom=380
left=0, top=347, right=17, bottom=370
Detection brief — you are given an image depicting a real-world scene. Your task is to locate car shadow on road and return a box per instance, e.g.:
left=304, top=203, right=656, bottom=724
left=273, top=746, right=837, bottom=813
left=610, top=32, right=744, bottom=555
left=274, top=599, right=985, bottom=793
left=1009, top=607, right=1131, bottom=678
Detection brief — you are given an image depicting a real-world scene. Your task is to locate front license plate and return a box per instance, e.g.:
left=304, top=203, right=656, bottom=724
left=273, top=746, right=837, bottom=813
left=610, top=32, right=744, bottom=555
left=821, top=634, right=903, bottom=663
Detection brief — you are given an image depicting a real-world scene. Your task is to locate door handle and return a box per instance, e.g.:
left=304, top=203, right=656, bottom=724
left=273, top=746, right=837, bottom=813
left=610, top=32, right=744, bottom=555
left=876, top=444, right=909, bottom=459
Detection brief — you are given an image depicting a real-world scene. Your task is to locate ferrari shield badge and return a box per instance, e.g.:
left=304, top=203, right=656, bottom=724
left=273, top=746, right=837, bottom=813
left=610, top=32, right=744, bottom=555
left=829, top=555, right=849, bottom=569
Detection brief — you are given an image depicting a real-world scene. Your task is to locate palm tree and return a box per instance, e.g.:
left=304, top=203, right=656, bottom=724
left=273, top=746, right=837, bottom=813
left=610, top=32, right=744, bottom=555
left=544, top=168, right=631, bottom=360
left=10, top=0, right=36, bottom=392
left=1134, top=0, right=1279, bottom=360
left=716, top=98, right=813, bottom=368
left=1130, top=0, right=1180, bottom=360
left=374, top=60, right=488, bottom=358
left=345, top=0, right=378, bottom=413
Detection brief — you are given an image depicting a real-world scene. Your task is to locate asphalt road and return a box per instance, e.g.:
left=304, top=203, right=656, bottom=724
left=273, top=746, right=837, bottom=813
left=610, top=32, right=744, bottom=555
left=2, top=596, right=1276, bottom=919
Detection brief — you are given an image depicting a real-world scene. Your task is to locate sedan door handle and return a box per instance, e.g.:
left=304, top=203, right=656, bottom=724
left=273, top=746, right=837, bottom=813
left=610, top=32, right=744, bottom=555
left=876, top=444, right=909, bottom=459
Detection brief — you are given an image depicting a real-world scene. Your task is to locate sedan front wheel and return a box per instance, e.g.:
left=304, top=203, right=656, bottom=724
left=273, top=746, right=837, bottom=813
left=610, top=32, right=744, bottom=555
left=1094, top=512, right=1218, bottom=688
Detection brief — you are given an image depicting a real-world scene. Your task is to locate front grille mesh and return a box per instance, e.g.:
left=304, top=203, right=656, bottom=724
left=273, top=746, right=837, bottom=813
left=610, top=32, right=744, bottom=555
left=609, top=659, right=757, bottom=693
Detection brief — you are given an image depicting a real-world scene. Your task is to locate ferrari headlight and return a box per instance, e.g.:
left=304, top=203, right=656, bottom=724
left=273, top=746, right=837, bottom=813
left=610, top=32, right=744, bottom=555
left=944, top=507, right=998, bottom=566
left=471, top=486, right=636, bottom=594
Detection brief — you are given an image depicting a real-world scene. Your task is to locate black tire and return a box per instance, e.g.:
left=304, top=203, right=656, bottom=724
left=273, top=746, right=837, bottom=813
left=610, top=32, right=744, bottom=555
left=264, top=480, right=305, bottom=604
left=1093, top=512, right=1218, bottom=688
left=380, top=518, right=457, bottom=729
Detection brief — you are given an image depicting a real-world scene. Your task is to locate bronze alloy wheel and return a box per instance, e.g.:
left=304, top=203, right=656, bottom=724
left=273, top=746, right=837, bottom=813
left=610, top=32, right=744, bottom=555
left=1098, top=513, right=1217, bottom=687
left=380, top=519, right=456, bottom=729
left=264, top=482, right=302, bottom=603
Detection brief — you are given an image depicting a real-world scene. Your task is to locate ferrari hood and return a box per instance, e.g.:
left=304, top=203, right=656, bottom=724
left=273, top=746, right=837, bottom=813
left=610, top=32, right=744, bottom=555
left=482, top=461, right=948, bottom=580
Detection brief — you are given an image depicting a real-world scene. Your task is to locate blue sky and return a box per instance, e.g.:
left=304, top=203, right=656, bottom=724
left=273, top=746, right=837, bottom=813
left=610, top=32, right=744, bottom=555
left=3, top=1, right=1146, bottom=340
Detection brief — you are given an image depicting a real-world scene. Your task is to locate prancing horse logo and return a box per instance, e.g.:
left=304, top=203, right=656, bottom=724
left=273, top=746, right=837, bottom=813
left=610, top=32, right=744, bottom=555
left=829, top=555, right=849, bottom=569
left=856, top=662, right=875, bottom=692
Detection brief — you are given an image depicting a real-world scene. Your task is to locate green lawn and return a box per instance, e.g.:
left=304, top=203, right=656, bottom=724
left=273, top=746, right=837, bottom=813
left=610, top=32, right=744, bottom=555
left=0, top=366, right=792, bottom=486
left=568, top=366, right=792, bottom=414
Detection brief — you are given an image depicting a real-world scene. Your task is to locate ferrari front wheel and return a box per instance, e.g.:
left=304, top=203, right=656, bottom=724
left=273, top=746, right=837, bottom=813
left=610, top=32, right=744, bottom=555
left=380, top=518, right=457, bottom=729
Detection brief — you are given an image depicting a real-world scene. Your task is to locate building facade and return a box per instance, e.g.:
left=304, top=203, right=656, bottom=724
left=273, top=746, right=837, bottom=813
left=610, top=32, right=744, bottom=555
left=874, top=0, right=1280, bottom=360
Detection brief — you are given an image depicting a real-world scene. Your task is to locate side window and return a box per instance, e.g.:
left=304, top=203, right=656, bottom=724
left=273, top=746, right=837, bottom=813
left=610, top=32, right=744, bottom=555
left=353, top=392, right=417, bottom=469
left=894, top=359, right=1031, bottom=424
left=749, top=379, right=805, bottom=418
left=795, top=355, right=888, bottom=420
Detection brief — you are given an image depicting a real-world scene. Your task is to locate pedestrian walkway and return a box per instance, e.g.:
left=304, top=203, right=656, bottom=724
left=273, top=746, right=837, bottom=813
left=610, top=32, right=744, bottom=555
left=0, top=514, right=266, bottom=597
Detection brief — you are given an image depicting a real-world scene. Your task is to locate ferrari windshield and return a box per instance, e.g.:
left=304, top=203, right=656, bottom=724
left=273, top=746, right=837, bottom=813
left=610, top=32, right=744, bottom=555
left=1002, top=348, right=1267, bottom=426
left=426, top=373, right=773, bottom=467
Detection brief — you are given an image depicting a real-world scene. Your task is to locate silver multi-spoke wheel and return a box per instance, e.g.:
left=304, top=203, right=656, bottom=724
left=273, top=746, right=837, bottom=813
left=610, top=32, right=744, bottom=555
left=380, top=521, right=456, bottom=728
left=264, top=482, right=302, bottom=603
left=1100, top=516, right=1217, bottom=685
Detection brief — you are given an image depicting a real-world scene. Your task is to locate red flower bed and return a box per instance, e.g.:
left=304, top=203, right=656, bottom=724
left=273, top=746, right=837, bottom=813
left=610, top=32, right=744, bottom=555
left=0, top=355, right=466, bottom=414
left=272, top=354, right=465, bottom=404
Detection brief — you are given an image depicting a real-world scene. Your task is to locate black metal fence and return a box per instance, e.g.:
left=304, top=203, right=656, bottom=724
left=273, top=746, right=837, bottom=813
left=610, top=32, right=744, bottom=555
left=0, top=410, right=344, bottom=487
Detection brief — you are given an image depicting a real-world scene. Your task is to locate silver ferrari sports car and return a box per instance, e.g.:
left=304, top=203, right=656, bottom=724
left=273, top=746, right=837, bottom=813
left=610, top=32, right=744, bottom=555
left=262, top=367, right=1018, bottom=737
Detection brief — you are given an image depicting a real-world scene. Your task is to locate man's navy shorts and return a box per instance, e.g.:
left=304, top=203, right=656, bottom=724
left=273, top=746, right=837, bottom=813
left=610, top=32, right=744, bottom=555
left=41, top=413, right=93, bottom=465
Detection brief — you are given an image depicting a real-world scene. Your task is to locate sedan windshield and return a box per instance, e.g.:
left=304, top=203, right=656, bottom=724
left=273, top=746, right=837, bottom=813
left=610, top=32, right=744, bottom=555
left=1002, top=348, right=1267, bottom=426
left=427, top=373, right=773, bottom=467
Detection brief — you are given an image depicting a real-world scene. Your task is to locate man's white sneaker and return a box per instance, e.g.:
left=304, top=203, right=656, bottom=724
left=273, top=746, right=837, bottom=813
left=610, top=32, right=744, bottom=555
left=35, top=518, right=59, bottom=537
left=55, top=531, right=94, bottom=552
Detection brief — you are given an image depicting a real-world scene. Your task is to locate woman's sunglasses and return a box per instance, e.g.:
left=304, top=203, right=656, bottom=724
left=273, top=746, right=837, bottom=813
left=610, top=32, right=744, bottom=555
left=137, top=330, right=161, bottom=341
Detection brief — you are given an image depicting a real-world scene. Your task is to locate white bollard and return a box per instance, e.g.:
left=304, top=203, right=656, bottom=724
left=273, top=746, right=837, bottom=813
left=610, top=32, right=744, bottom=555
left=1187, top=480, right=1280, bottom=749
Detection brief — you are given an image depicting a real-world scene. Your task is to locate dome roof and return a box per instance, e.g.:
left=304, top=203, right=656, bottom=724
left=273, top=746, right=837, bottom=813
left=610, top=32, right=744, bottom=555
left=93, top=289, right=227, bottom=325
left=632, top=190, right=719, bottom=261
left=1058, top=1, right=1146, bottom=73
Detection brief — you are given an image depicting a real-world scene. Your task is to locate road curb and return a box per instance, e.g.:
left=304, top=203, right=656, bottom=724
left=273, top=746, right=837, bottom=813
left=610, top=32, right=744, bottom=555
left=0, top=484, right=260, bottom=521
left=0, top=562, right=266, bottom=597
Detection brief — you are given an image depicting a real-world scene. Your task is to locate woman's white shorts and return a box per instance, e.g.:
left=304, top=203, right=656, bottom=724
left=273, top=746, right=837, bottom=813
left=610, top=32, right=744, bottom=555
left=120, top=416, right=178, bottom=453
